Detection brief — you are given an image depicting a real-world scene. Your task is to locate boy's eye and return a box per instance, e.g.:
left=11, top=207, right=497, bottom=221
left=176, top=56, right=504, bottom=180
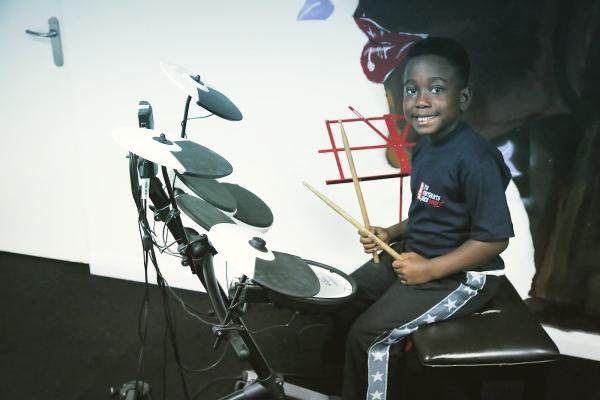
left=431, top=86, right=444, bottom=94
left=405, top=87, right=417, bottom=96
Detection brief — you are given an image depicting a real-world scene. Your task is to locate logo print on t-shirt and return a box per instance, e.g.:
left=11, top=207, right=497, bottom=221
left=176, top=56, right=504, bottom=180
left=417, top=182, right=444, bottom=208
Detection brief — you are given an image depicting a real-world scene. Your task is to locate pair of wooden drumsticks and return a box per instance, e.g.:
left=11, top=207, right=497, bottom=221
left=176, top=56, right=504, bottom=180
left=303, top=121, right=404, bottom=262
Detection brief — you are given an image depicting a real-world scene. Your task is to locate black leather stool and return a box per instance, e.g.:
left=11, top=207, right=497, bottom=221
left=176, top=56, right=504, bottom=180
left=410, top=276, right=560, bottom=400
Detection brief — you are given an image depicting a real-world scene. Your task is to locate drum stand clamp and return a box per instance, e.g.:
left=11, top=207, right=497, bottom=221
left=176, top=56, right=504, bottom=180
left=178, top=229, right=211, bottom=269
left=213, top=275, right=251, bottom=354
left=149, top=203, right=173, bottom=223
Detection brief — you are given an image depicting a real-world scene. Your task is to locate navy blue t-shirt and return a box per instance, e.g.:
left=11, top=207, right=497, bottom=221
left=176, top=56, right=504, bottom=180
left=406, top=123, right=514, bottom=271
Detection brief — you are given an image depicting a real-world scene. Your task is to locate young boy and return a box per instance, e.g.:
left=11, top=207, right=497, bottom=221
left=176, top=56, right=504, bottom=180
left=334, top=37, right=514, bottom=399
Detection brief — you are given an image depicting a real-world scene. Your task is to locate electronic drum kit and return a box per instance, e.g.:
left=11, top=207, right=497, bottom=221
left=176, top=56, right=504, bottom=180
left=113, top=62, right=356, bottom=306
left=112, top=62, right=356, bottom=399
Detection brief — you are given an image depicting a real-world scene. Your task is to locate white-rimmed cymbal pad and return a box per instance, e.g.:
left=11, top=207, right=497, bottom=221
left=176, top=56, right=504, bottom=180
left=112, top=127, right=233, bottom=177
left=160, top=62, right=210, bottom=97
left=208, top=223, right=275, bottom=278
left=113, top=127, right=185, bottom=171
left=160, top=61, right=243, bottom=121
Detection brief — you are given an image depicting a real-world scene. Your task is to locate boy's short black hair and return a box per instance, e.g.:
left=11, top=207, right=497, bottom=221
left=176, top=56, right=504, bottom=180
left=405, top=37, right=470, bottom=88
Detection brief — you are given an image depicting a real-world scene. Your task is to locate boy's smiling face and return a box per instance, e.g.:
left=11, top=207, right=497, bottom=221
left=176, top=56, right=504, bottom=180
left=403, top=55, right=471, bottom=141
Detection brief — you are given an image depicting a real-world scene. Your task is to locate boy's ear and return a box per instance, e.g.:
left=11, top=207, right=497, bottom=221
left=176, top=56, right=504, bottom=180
left=459, top=87, right=472, bottom=111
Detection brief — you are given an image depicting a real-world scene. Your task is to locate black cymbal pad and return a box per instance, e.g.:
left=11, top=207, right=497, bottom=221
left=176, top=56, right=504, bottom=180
left=222, top=183, right=274, bottom=229
left=176, top=193, right=234, bottom=231
left=172, top=140, right=233, bottom=178
left=253, top=252, right=320, bottom=298
left=175, top=173, right=237, bottom=213
left=196, top=86, right=243, bottom=121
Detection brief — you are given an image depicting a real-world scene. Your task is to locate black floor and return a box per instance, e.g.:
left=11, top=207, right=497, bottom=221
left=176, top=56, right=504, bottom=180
left=1, top=251, right=599, bottom=400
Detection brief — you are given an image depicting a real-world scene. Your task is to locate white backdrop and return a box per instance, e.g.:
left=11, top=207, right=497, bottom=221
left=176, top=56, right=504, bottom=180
left=0, top=0, right=533, bottom=291
left=3, top=0, right=595, bottom=360
left=70, top=0, right=392, bottom=289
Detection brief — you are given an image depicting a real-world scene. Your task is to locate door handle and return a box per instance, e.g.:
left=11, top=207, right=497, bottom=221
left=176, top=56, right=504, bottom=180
left=25, top=16, right=63, bottom=67
left=25, top=29, right=58, bottom=38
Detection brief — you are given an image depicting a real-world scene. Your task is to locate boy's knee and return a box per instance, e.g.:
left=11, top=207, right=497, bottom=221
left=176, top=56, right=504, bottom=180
left=346, top=318, right=376, bottom=354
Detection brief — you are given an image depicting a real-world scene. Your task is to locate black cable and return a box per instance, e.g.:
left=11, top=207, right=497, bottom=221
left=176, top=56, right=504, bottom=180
left=161, top=313, right=168, bottom=400
left=225, top=262, right=229, bottom=292
left=145, top=218, right=179, bottom=257
left=159, top=241, right=181, bottom=257
left=129, top=168, right=188, bottom=399
left=161, top=222, right=169, bottom=250
left=148, top=246, right=191, bottom=400
left=131, top=152, right=154, bottom=400
left=125, top=155, right=250, bottom=399
left=131, top=154, right=147, bottom=398
left=295, top=322, right=326, bottom=337
left=295, top=323, right=327, bottom=351
left=160, top=285, right=232, bottom=375
left=128, top=153, right=142, bottom=210
left=166, top=285, right=219, bottom=326
left=181, top=113, right=214, bottom=124
left=134, top=252, right=150, bottom=399
left=155, top=270, right=228, bottom=373
left=150, top=211, right=183, bottom=258
left=166, top=279, right=303, bottom=336
left=146, top=269, right=242, bottom=376
left=181, top=345, right=229, bottom=374
left=246, top=311, right=300, bottom=335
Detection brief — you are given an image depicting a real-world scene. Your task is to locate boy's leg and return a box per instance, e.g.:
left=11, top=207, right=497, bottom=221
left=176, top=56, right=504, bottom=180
left=323, top=245, right=402, bottom=365
left=342, top=272, right=499, bottom=400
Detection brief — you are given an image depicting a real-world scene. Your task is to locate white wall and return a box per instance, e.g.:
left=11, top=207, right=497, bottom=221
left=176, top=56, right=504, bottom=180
left=61, top=0, right=391, bottom=289
left=0, top=0, right=535, bottom=291
left=0, top=0, right=89, bottom=261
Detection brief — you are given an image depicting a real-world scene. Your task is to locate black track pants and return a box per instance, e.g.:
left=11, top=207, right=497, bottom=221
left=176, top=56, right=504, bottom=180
left=333, top=243, right=499, bottom=400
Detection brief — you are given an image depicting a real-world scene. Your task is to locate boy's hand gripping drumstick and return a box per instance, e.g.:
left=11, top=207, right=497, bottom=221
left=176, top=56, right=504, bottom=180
left=303, top=181, right=403, bottom=262
left=339, top=121, right=380, bottom=263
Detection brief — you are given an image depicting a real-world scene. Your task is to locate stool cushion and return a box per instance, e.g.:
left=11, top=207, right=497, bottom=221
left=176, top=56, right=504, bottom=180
left=411, top=276, right=559, bottom=367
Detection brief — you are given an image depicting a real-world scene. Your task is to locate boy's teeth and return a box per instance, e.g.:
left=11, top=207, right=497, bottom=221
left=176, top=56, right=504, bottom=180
left=417, top=116, right=435, bottom=122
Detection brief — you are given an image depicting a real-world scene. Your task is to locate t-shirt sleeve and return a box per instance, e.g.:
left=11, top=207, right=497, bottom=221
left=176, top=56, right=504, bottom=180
left=463, top=158, right=515, bottom=241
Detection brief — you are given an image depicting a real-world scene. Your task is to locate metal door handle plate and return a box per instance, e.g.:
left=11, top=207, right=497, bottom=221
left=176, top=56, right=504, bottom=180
left=25, top=16, right=64, bottom=67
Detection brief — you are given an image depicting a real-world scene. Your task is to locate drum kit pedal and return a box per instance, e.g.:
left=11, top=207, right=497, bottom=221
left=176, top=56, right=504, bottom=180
left=112, top=62, right=355, bottom=399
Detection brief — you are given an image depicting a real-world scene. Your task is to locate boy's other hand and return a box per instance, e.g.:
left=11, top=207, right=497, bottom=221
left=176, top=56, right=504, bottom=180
left=392, top=252, right=434, bottom=285
left=359, top=226, right=390, bottom=254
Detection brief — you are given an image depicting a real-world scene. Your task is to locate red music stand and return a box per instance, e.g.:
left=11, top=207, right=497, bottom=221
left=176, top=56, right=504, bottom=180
left=318, top=107, right=415, bottom=221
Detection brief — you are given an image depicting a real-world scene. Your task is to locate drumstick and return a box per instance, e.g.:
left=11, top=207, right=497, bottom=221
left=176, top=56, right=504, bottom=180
left=303, top=181, right=403, bottom=261
left=339, top=121, right=380, bottom=263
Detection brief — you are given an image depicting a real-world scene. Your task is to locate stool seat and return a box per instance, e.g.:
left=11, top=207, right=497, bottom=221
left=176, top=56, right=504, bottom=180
left=411, top=276, right=559, bottom=367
